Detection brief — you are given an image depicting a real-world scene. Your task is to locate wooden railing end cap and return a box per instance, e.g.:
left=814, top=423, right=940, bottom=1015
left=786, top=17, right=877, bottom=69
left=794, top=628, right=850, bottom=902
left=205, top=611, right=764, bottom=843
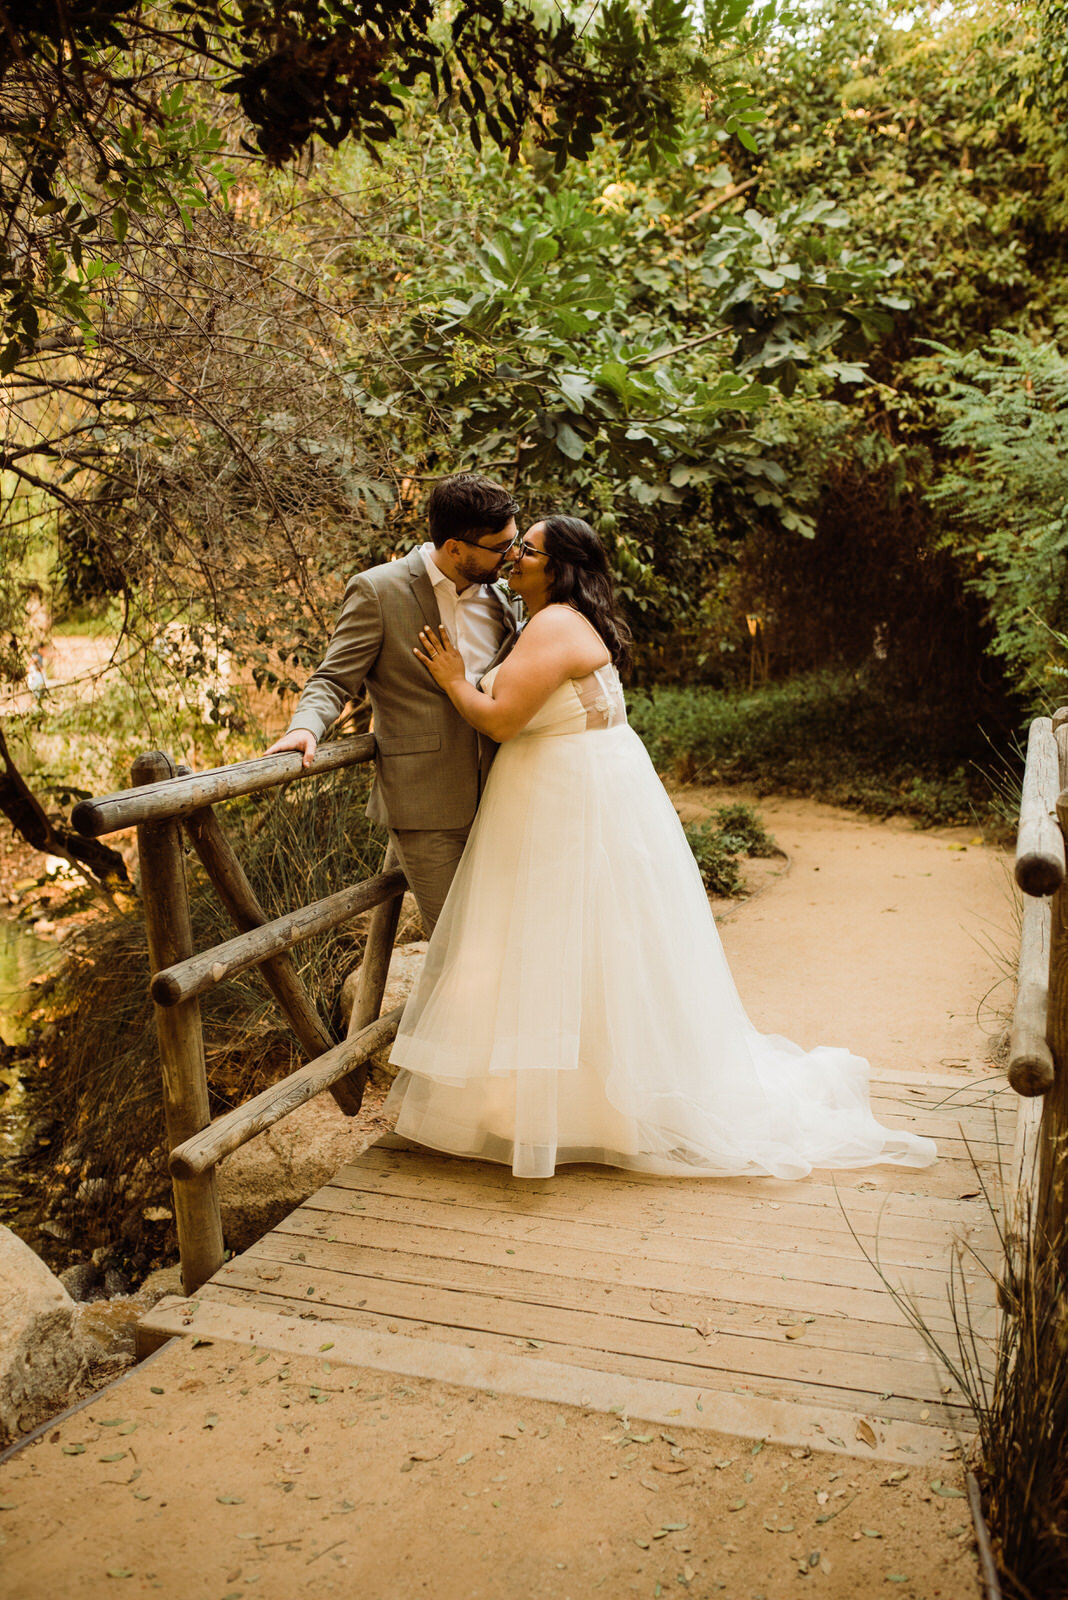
left=1014, top=853, right=1065, bottom=898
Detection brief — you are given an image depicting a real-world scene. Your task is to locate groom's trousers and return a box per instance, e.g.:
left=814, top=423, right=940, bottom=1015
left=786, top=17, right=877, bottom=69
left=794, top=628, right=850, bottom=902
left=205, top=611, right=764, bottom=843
left=388, top=824, right=472, bottom=937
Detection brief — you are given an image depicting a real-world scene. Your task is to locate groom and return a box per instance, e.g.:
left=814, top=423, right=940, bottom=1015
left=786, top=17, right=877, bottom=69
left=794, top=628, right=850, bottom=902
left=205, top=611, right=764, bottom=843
left=266, top=474, right=522, bottom=934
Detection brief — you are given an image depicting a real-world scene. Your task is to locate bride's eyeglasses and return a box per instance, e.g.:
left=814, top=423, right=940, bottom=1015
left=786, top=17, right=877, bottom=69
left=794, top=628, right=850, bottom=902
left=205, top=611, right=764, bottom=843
left=512, top=539, right=548, bottom=560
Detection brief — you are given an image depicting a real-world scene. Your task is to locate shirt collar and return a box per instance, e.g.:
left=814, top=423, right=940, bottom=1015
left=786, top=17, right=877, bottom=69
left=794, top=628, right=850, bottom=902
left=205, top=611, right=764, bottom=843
left=421, top=541, right=484, bottom=600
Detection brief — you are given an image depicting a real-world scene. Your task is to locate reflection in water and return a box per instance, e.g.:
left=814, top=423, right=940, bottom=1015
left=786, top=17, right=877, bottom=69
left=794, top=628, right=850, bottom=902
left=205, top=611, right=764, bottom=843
left=1, top=918, right=56, bottom=1176
left=0, top=916, right=54, bottom=1045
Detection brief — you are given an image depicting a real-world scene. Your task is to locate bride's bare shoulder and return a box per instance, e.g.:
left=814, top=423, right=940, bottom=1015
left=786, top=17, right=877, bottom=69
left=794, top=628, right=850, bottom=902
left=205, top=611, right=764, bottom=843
left=522, top=604, right=589, bottom=637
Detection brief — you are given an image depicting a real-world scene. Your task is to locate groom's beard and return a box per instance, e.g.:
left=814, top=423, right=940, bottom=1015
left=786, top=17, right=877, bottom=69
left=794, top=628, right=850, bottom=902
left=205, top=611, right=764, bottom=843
left=454, top=554, right=505, bottom=588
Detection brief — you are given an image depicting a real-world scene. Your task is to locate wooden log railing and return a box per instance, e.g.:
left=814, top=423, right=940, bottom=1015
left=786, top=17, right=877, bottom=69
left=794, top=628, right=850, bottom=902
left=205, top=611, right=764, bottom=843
left=1007, top=711, right=1068, bottom=1269
left=72, top=738, right=407, bottom=1296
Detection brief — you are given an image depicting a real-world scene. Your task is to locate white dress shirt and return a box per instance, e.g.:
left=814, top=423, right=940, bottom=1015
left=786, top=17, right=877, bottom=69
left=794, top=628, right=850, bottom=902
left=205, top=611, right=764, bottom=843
left=421, top=543, right=505, bottom=684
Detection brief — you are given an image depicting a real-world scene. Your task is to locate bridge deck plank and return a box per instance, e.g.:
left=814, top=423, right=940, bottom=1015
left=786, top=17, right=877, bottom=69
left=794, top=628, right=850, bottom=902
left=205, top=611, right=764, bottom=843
left=140, top=1071, right=1013, bottom=1459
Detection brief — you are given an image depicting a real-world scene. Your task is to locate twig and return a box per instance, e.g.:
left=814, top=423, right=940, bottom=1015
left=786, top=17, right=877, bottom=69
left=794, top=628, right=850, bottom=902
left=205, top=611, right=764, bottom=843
left=966, top=1470, right=1003, bottom=1600
left=668, top=177, right=759, bottom=233
left=307, top=1538, right=346, bottom=1566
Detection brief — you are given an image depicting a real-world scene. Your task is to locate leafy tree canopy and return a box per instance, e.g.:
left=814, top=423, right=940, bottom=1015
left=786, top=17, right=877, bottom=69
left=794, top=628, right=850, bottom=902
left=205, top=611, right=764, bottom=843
left=0, top=0, right=770, bottom=368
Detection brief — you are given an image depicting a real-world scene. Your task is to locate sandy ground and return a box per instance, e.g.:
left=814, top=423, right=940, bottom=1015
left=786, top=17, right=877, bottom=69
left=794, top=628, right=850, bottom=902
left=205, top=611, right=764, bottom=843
left=0, top=790, right=1012, bottom=1599
left=0, top=1340, right=980, bottom=1600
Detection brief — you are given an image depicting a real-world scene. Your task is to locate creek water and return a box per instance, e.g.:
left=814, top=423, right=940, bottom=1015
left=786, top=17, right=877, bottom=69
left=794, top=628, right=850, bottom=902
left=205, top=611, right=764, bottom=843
left=0, top=914, right=53, bottom=1042
left=0, top=915, right=56, bottom=1181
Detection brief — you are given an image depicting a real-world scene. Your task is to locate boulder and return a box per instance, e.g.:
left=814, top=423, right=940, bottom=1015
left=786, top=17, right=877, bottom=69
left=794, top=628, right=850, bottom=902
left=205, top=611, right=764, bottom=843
left=339, top=937, right=428, bottom=1079
left=0, top=1225, right=87, bottom=1445
left=216, top=941, right=427, bottom=1251
left=59, top=1260, right=103, bottom=1302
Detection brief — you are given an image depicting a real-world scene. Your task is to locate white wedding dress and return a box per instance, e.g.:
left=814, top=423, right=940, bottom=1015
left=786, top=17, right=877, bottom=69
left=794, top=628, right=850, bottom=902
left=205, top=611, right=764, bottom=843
left=386, top=662, right=936, bottom=1180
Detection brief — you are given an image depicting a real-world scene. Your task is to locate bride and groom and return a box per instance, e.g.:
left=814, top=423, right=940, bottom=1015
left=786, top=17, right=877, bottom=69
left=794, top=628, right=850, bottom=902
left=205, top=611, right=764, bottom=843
left=268, top=473, right=935, bottom=1180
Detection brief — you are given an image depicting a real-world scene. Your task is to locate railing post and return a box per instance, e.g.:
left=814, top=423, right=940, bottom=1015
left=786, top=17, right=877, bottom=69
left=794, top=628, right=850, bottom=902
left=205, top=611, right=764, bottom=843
left=1040, top=726, right=1068, bottom=1256
left=338, top=841, right=405, bottom=1101
left=133, top=751, right=225, bottom=1294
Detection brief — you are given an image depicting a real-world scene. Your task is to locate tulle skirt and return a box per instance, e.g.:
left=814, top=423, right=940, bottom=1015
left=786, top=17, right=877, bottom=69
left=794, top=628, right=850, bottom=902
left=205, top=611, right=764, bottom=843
left=387, top=723, right=936, bottom=1180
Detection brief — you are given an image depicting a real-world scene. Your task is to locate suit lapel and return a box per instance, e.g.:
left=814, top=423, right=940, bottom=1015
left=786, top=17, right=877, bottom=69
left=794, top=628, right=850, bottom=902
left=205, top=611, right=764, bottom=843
left=483, top=584, right=523, bottom=674
left=488, top=581, right=522, bottom=640
left=406, top=554, right=520, bottom=672
left=405, top=547, right=441, bottom=630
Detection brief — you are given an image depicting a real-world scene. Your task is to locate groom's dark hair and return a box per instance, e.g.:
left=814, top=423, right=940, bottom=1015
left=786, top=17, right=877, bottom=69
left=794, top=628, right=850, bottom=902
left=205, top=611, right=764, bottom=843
left=427, top=474, right=519, bottom=548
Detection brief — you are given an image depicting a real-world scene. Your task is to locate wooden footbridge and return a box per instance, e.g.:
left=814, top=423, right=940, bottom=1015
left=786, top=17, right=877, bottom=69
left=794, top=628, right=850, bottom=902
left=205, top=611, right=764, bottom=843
left=69, top=717, right=1068, bottom=1465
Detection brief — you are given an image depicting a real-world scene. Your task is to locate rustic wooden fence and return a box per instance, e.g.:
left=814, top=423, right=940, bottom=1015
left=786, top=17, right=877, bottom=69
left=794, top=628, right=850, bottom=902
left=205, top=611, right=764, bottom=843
left=1008, top=709, right=1068, bottom=1262
left=72, top=739, right=407, bottom=1295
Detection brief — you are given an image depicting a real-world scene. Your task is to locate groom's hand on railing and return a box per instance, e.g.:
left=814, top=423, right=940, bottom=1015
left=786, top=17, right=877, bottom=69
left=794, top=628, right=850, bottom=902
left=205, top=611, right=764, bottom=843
left=265, top=729, right=318, bottom=769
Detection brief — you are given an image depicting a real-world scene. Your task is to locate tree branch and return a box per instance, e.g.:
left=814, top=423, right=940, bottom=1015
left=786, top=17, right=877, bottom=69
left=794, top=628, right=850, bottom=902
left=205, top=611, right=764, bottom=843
left=0, top=722, right=129, bottom=904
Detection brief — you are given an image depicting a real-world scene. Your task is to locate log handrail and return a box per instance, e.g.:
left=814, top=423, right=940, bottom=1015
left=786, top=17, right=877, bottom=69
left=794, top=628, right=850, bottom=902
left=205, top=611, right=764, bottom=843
left=168, top=1006, right=405, bottom=1179
left=72, top=739, right=408, bottom=1294
left=1008, top=893, right=1055, bottom=1096
left=71, top=735, right=375, bottom=837
left=182, top=801, right=338, bottom=1073
left=1014, top=718, right=1065, bottom=896
left=1008, top=710, right=1068, bottom=1267
left=150, top=867, right=407, bottom=1007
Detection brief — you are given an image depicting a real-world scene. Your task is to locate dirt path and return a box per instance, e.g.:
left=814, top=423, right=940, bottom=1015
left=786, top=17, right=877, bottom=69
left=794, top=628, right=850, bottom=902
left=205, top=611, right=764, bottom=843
left=0, top=794, right=1012, bottom=1600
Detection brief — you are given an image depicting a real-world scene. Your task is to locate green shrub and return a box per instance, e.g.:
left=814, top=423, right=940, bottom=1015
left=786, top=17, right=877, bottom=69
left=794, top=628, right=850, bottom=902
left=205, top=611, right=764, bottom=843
left=683, top=803, right=780, bottom=897
left=711, top=802, right=781, bottom=860
left=630, top=670, right=1003, bottom=827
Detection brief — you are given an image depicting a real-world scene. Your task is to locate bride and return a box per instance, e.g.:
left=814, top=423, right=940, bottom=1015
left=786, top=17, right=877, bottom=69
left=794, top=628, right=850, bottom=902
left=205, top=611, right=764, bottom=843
left=385, top=515, right=936, bottom=1181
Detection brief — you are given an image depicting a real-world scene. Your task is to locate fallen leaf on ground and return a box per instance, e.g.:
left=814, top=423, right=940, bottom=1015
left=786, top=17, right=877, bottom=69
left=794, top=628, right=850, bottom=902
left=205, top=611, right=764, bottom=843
left=856, top=1420, right=878, bottom=1448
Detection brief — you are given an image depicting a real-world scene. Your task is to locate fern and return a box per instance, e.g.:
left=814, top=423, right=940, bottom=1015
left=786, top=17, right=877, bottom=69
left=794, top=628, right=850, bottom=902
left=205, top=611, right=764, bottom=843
left=926, top=331, right=1068, bottom=708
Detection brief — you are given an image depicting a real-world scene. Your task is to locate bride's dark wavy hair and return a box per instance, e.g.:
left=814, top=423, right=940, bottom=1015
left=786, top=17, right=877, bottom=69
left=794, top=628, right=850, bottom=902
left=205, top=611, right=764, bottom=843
left=539, top=515, right=632, bottom=672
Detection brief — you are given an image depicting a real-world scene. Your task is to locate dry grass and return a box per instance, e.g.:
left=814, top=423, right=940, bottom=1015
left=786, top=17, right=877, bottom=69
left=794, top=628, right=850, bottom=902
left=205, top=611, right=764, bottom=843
left=857, top=1160, right=1068, bottom=1600
left=16, top=765, right=387, bottom=1278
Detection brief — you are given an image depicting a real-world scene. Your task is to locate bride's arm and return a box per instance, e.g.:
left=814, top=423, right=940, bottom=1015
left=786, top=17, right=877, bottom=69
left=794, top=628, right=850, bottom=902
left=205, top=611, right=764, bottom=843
left=415, top=608, right=600, bottom=740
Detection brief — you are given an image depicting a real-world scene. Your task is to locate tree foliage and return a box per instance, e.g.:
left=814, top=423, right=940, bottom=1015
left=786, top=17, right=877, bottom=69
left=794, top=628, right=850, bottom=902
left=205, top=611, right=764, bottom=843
left=926, top=332, right=1068, bottom=708
left=0, top=0, right=769, bottom=370
left=693, top=0, right=1068, bottom=713
left=6, top=0, right=1068, bottom=884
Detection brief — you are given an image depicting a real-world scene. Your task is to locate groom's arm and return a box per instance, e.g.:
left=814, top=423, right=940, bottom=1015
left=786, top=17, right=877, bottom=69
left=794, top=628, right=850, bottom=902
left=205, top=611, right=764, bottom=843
left=266, top=574, right=383, bottom=765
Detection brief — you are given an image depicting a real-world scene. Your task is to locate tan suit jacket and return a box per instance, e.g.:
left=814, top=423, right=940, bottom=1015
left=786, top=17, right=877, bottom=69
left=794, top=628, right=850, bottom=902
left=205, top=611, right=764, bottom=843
left=286, top=548, right=521, bottom=829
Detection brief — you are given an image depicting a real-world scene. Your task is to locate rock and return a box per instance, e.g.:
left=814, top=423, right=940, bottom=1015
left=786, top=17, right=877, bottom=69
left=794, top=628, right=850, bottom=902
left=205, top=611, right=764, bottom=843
left=59, top=1260, right=103, bottom=1302
left=38, top=1219, right=72, bottom=1243
left=138, top=1263, right=183, bottom=1303
left=103, top=1267, right=132, bottom=1298
left=215, top=942, right=425, bottom=1251
left=71, top=1299, right=142, bottom=1364
left=0, top=1225, right=87, bottom=1445
left=339, top=938, right=428, bottom=1082
left=217, top=1094, right=368, bottom=1251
